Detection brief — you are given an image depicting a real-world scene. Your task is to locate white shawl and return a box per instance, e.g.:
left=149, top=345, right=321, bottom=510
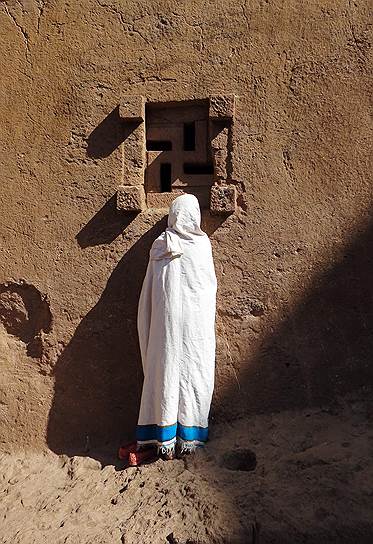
left=136, top=194, right=217, bottom=450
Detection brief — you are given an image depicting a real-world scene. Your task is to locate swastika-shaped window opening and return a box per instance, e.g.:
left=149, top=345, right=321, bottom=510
left=145, top=100, right=213, bottom=207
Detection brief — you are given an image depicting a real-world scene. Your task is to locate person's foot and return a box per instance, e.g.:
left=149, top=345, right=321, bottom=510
left=159, top=450, right=175, bottom=461
left=157, top=443, right=176, bottom=461
left=118, top=441, right=137, bottom=460
left=128, top=447, right=157, bottom=467
left=176, top=441, right=196, bottom=459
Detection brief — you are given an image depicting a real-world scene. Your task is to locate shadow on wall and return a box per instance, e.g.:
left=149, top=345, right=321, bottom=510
left=76, top=195, right=137, bottom=248
left=214, top=216, right=373, bottom=423
left=47, top=216, right=168, bottom=462
left=86, top=105, right=140, bottom=159
left=46, top=210, right=225, bottom=464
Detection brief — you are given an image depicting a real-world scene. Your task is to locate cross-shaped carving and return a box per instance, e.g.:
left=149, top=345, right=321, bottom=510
left=145, top=101, right=213, bottom=207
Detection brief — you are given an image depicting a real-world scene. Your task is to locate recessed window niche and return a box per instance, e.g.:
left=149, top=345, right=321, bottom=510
left=145, top=99, right=213, bottom=208
left=116, top=95, right=237, bottom=214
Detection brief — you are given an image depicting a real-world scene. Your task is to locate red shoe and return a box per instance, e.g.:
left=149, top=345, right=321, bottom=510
left=128, top=448, right=157, bottom=467
left=118, top=441, right=137, bottom=460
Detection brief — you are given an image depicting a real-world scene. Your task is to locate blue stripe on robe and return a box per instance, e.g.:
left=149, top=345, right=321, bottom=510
left=136, top=422, right=208, bottom=443
left=177, top=423, right=208, bottom=442
left=136, top=423, right=177, bottom=442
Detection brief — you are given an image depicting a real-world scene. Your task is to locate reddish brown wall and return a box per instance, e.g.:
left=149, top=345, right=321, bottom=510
left=0, top=0, right=372, bottom=454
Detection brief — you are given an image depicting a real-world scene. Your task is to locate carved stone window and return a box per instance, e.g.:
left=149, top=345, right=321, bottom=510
left=116, top=95, right=237, bottom=214
left=145, top=99, right=214, bottom=208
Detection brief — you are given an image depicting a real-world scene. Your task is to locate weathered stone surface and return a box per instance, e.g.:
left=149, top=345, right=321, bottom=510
left=0, top=0, right=372, bottom=455
left=119, top=96, right=145, bottom=122
left=117, top=185, right=146, bottom=212
left=209, top=95, right=235, bottom=121
left=210, top=184, right=236, bottom=214
left=146, top=190, right=184, bottom=209
left=210, top=126, right=229, bottom=180
left=122, top=124, right=146, bottom=186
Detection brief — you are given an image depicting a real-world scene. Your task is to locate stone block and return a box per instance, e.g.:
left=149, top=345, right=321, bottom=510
left=146, top=188, right=211, bottom=210
left=117, top=185, right=146, bottom=212
left=119, top=95, right=145, bottom=122
left=209, top=95, right=235, bottom=121
left=122, top=124, right=146, bottom=185
left=146, top=191, right=184, bottom=209
left=210, top=184, right=236, bottom=214
left=210, top=126, right=229, bottom=180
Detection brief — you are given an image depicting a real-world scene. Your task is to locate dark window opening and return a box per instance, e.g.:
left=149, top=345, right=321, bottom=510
left=146, top=140, right=172, bottom=151
left=183, top=163, right=214, bottom=175
left=160, top=163, right=172, bottom=192
left=183, top=122, right=196, bottom=151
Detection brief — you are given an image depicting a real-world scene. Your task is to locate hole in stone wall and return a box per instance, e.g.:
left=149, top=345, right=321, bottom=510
left=0, top=281, right=52, bottom=358
left=183, top=163, right=214, bottom=175
left=183, top=121, right=196, bottom=151
left=146, top=140, right=172, bottom=151
left=160, top=163, right=172, bottom=192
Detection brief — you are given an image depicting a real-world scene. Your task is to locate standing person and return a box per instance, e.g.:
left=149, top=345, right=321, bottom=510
left=123, top=194, right=217, bottom=465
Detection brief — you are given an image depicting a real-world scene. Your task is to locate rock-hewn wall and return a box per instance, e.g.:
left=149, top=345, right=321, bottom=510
left=0, top=0, right=372, bottom=453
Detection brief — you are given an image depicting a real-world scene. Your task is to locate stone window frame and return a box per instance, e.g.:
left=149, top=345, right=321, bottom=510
left=116, top=95, right=237, bottom=215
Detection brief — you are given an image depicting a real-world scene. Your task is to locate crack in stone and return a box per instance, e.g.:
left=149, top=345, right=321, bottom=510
left=95, top=3, right=174, bottom=84
left=2, top=3, right=30, bottom=56
left=347, top=0, right=371, bottom=58
left=241, top=0, right=250, bottom=30
left=127, top=24, right=150, bottom=45
left=183, top=17, right=205, bottom=52
left=96, top=0, right=150, bottom=44
left=36, top=0, right=46, bottom=33
left=133, top=73, right=177, bottom=83
left=282, top=148, right=297, bottom=185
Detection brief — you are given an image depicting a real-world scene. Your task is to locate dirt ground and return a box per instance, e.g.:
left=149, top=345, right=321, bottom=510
left=1, top=391, right=372, bottom=544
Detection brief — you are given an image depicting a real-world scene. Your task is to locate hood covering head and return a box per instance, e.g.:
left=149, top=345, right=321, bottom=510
left=167, top=194, right=204, bottom=237
left=151, top=194, right=206, bottom=260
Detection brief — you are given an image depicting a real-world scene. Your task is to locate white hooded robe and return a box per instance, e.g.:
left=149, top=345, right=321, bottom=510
left=136, top=194, right=217, bottom=452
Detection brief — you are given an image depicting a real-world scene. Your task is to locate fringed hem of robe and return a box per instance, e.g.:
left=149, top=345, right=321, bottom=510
left=136, top=422, right=208, bottom=445
left=136, top=423, right=207, bottom=455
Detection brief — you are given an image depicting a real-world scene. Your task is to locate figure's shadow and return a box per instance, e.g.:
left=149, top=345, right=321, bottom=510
left=47, top=217, right=167, bottom=465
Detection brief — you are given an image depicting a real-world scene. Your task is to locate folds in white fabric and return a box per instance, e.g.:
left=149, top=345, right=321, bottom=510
left=136, top=194, right=217, bottom=450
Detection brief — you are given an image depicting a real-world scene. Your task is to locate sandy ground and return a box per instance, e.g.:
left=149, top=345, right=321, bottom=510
left=1, top=392, right=372, bottom=544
